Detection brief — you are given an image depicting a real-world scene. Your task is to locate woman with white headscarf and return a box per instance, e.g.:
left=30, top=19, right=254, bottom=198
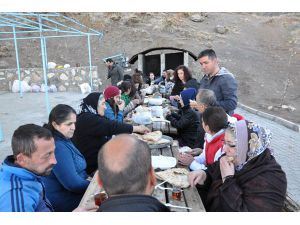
left=188, top=120, right=287, bottom=211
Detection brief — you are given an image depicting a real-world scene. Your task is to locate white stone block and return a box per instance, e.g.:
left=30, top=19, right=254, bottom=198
left=47, top=73, right=55, bottom=79
left=60, top=73, right=68, bottom=81
left=71, top=69, right=76, bottom=76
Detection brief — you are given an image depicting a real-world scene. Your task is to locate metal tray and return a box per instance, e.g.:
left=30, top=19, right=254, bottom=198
left=148, top=135, right=173, bottom=149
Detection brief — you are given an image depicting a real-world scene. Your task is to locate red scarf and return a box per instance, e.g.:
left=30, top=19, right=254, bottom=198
left=205, top=132, right=225, bottom=165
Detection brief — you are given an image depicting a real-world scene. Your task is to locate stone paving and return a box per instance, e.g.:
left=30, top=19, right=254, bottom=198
left=0, top=92, right=83, bottom=163
left=235, top=108, right=300, bottom=204
left=1, top=92, right=299, bottom=203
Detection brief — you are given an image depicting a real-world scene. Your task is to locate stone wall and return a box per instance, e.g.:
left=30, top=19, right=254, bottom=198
left=0, top=66, right=102, bottom=92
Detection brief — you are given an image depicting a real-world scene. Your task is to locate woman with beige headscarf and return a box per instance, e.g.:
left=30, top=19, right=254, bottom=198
left=188, top=120, right=287, bottom=211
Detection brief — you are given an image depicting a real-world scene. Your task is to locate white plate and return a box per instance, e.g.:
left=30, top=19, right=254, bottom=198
left=151, top=155, right=177, bottom=170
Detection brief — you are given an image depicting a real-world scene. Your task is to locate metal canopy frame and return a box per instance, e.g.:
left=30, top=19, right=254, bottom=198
left=0, top=12, right=104, bottom=114
left=102, top=53, right=128, bottom=68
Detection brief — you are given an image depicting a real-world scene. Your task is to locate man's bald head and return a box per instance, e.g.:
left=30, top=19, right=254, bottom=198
left=98, top=134, right=151, bottom=196
left=101, top=135, right=136, bottom=173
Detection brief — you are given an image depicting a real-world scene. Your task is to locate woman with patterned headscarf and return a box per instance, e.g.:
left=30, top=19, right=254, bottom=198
left=188, top=120, right=287, bottom=211
left=72, top=92, right=150, bottom=175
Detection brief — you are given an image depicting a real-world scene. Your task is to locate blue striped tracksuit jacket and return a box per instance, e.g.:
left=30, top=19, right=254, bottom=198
left=0, top=155, right=54, bottom=212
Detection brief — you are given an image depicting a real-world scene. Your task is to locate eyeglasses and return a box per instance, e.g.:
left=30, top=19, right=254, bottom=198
left=222, top=140, right=236, bottom=148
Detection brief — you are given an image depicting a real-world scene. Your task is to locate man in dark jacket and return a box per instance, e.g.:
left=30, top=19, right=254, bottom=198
left=198, top=49, right=237, bottom=115
left=96, top=134, right=170, bottom=212
left=105, top=58, right=124, bottom=86
left=166, top=88, right=202, bottom=148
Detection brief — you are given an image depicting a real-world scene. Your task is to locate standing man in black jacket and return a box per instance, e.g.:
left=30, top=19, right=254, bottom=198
left=198, top=49, right=237, bottom=115
left=96, top=134, right=170, bottom=212
left=105, top=58, right=124, bottom=86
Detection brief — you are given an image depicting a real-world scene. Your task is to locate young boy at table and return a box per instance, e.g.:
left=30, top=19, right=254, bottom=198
left=178, top=106, right=229, bottom=170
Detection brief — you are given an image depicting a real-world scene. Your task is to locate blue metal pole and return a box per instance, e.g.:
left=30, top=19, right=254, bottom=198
left=38, top=15, right=50, bottom=115
left=0, top=33, right=99, bottom=41
left=40, top=16, right=84, bottom=34
left=0, top=16, right=37, bottom=29
left=0, top=33, right=100, bottom=41
left=44, top=37, right=48, bottom=71
left=102, top=54, right=123, bottom=62
left=2, top=12, right=59, bottom=17
left=87, top=34, right=93, bottom=91
left=0, top=21, right=36, bottom=30
left=0, top=29, right=79, bottom=34
left=42, top=38, right=50, bottom=115
left=9, top=14, right=57, bottom=31
left=12, top=25, right=23, bottom=98
left=59, top=13, right=104, bottom=36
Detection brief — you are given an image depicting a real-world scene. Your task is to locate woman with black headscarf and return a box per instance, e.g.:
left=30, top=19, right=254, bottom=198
left=188, top=120, right=287, bottom=211
left=72, top=92, right=149, bottom=175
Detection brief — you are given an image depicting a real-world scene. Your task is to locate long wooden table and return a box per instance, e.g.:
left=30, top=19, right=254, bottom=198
left=151, top=141, right=205, bottom=212
left=79, top=140, right=205, bottom=212
left=124, top=100, right=178, bottom=135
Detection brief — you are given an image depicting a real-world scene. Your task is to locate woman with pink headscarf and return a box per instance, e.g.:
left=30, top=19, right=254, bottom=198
left=188, top=120, right=287, bottom=211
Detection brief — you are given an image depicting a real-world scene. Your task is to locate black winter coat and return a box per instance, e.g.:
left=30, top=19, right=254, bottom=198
left=97, top=194, right=170, bottom=212
left=199, top=149, right=287, bottom=212
left=171, top=78, right=200, bottom=96
left=107, top=63, right=124, bottom=86
left=166, top=106, right=202, bottom=148
left=72, top=112, right=133, bottom=174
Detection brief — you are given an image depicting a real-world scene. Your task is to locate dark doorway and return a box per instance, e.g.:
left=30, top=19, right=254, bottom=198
left=165, top=52, right=184, bottom=70
left=144, top=54, right=161, bottom=77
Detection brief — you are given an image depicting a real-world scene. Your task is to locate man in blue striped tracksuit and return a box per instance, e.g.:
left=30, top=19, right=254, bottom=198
left=0, top=124, right=56, bottom=212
